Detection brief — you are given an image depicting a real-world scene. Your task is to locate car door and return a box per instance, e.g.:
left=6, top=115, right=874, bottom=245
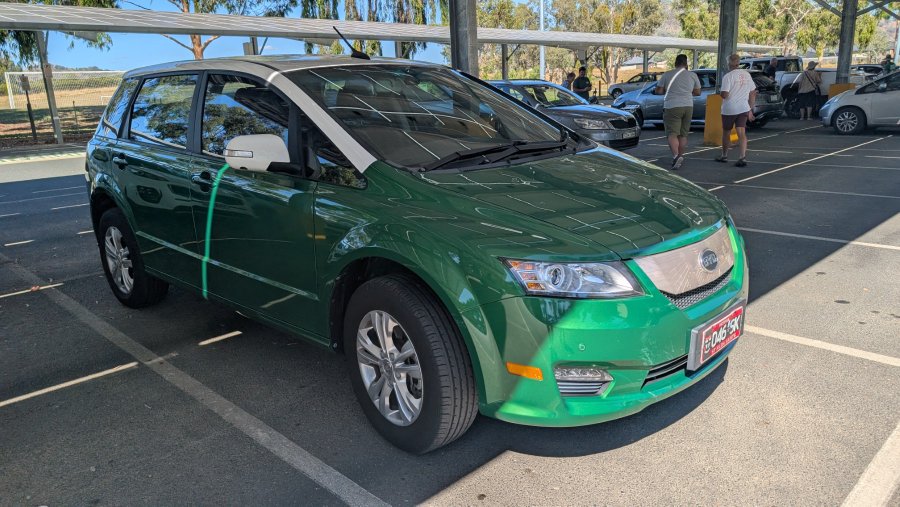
left=694, top=72, right=715, bottom=120
left=641, top=84, right=664, bottom=119
left=115, top=73, right=202, bottom=287
left=189, top=72, right=321, bottom=333
left=870, top=73, right=900, bottom=126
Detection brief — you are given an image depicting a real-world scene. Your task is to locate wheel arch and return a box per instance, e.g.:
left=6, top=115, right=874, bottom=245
left=832, top=105, right=867, bottom=132
left=327, top=252, right=503, bottom=408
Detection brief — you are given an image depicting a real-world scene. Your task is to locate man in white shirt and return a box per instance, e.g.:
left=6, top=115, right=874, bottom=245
left=716, top=53, right=757, bottom=167
left=655, top=54, right=701, bottom=170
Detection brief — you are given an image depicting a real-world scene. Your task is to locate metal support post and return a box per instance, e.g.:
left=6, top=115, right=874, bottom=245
left=894, top=24, right=899, bottom=65
left=394, top=41, right=404, bottom=59
left=836, top=0, right=857, bottom=84
left=539, top=0, right=545, bottom=80
left=449, top=0, right=479, bottom=76
left=35, top=31, right=63, bottom=144
left=692, top=50, right=699, bottom=70
left=642, top=50, right=649, bottom=73
left=715, top=0, right=739, bottom=91
left=501, top=44, right=509, bottom=79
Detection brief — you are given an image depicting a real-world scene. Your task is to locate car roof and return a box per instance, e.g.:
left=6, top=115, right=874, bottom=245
left=489, top=80, right=562, bottom=86
left=123, top=54, right=443, bottom=78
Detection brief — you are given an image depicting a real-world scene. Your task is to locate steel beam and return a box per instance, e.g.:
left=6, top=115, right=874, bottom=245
left=715, top=0, right=739, bottom=91
left=642, top=50, right=649, bottom=73
left=836, top=0, right=857, bottom=84
left=501, top=44, right=509, bottom=79
left=857, top=0, right=896, bottom=16
left=693, top=50, right=699, bottom=69
left=34, top=31, right=63, bottom=144
left=810, top=0, right=842, bottom=17
left=449, top=0, right=478, bottom=76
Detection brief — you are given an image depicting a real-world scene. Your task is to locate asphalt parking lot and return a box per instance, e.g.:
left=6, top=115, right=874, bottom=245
left=1, top=119, right=898, bottom=506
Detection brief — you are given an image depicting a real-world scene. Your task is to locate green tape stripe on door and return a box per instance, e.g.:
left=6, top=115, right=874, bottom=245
left=201, top=163, right=230, bottom=300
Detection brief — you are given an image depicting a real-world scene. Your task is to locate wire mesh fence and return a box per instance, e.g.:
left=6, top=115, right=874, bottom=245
left=1, top=70, right=123, bottom=148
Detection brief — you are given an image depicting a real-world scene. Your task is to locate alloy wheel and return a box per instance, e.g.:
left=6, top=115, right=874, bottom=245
left=356, top=310, right=423, bottom=426
left=104, top=226, right=134, bottom=295
left=835, top=111, right=858, bottom=133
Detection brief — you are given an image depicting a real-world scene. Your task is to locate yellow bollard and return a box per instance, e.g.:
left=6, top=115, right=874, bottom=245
left=703, top=94, right=738, bottom=146
left=828, top=83, right=856, bottom=98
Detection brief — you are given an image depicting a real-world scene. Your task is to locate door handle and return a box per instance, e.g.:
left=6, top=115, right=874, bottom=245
left=111, top=153, right=128, bottom=168
left=92, top=150, right=109, bottom=162
left=191, top=171, right=213, bottom=191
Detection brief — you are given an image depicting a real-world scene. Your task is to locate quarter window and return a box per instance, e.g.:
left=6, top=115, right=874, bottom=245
left=201, top=74, right=290, bottom=156
left=129, top=74, right=197, bottom=149
left=97, top=78, right=139, bottom=138
left=305, top=123, right=364, bottom=189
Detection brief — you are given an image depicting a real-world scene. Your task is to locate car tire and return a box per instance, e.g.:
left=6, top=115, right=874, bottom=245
left=97, top=207, right=168, bottom=308
left=832, top=107, right=866, bottom=135
left=611, top=89, right=622, bottom=99
left=633, top=109, right=644, bottom=127
left=784, top=95, right=800, bottom=119
left=343, top=274, right=477, bottom=454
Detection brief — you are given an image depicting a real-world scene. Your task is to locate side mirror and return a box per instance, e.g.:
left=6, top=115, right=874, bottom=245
left=878, top=82, right=888, bottom=92
left=224, top=134, right=290, bottom=172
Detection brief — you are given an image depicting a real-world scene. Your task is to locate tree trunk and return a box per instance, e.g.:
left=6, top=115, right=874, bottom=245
left=191, top=34, right=203, bottom=59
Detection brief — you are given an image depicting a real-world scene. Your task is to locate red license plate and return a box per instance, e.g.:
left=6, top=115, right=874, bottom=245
left=688, top=304, right=744, bottom=371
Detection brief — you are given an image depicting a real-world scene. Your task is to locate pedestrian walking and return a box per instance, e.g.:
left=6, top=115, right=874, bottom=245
left=654, top=54, right=701, bottom=170
left=562, top=72, right=576, bottom=90
left=572, top=67, right=592, bottom=101
left=764, top=57, right=778, bottom=80
left=716, top=53, right=757, bottom=168
left=796, top=61, right=821, bottom=120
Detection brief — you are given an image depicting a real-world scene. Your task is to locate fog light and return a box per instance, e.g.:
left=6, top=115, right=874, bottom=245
left=554, top=367, right=613, bottom=396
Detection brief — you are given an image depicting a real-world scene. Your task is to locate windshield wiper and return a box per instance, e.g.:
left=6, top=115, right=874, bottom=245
left=420, top=141, right=527, bottom=172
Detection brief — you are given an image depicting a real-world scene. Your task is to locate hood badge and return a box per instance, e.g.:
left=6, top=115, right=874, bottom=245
left=699, top=249, right=719, bottom=272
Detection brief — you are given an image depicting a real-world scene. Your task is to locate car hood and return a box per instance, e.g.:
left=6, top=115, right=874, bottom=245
left=542, top=104, right=628, bottom=119
left=613, top=88, right=646, bottom=106
left=419, top=148, right=728, bottom=258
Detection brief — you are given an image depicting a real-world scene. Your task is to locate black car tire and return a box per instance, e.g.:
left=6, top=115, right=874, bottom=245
left=632, top=109, right=644, bottom=127
left=343, top=274, right=477, bottom=454
left=97, top=207, right=168, bottom=308
left=832, top=107, right=866, bottom=135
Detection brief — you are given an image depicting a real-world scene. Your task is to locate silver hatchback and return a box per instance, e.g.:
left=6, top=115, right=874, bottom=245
left=820, top=70, right=900, bottom=134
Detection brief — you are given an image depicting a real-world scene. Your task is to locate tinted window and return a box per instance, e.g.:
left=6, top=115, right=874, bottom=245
left=783, top=60, right=800, bottom=72
left=521, top=85, right=585, bottom=106
left=884, top=72, right=900, bottom=91
left=289, top=65, right=563, bottom=169
left=201, top=74, right=290, bottom=156
left=304, top=122, right=364, bottom=189
left=129, top=74, right=197, bottom=149
left=97, top=78, right=139, bottom=138
left=627, top=75, right=643, bottom=83
left=699, top=73, right=717, bottom=88
left=506, top=87, right=527, bottom=102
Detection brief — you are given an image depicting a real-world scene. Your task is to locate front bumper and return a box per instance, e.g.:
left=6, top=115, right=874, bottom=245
left=478, top=226, right=748, bottom=427
left=581, top=127, right=641, bottom=150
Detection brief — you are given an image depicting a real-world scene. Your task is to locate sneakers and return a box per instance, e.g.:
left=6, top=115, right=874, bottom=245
left=671, top=155, right=684, bottom=170
left=735, top=158, right=747, bottom=167
left=714, top=155, right=728, bottom=163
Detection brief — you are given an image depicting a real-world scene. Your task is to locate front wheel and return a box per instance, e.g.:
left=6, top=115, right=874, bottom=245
left=833, top=107, right=866, bottom=135
left=343, top=274, right=477, bottom=454
left=97, top=207, right=168, bottom=308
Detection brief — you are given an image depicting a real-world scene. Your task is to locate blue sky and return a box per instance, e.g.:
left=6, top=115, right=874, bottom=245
left=46, top=0, right=449, bottom=70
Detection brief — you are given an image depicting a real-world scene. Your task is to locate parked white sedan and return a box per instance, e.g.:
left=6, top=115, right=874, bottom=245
left=820, top=70, right=900, bottom=134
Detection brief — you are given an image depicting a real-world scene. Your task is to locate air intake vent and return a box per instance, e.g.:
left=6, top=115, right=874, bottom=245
left=610, top=117, right=637, bottom=129
left=644, top=355, right=688, bottom=386
left=661, top=268, right=732, bottom=309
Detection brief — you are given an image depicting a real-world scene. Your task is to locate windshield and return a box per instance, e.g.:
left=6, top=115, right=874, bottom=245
left=288, top=65, right=566, bottom=169
left=520, top=84, right=587, bottom=107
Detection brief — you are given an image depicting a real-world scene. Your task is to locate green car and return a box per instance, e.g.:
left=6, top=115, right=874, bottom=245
left=87, top=55, right=748, bottom=454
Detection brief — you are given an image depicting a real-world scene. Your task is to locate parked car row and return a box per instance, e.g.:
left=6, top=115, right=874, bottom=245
left=820, top=69, right=900, bottom=134
left=86, top=55, right=747, bottom=453
left=610, top=69, right=783, bottom=129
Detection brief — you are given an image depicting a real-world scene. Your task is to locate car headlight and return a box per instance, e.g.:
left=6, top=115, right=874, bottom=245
left=574, top=118, right=613, bottom=130
left=503, top=259, right=643, bottom=298
left=619, top=103, right=640, bottom=110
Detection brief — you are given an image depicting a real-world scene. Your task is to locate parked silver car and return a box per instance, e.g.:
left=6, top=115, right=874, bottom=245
left=820, top=70, right=900, bottom=134
left=608, top=72, right=663, bottom=99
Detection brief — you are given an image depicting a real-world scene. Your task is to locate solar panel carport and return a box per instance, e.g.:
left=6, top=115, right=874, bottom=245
left=0, top=1, right=777, bottom=144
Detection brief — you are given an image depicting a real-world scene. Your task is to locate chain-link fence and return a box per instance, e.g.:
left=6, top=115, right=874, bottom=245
left=1, top=70, right=123, bottom=148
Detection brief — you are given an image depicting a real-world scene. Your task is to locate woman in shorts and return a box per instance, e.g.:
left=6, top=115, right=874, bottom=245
left=796, top=61, right=822, bottom=120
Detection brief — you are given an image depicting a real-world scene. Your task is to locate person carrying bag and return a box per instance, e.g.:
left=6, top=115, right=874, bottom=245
left=796, top=61, right=822, bottom=120
left=655, top=54, right=701, bottom=170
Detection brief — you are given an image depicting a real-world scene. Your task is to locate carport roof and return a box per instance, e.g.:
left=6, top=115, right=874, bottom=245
left=0, top=2, right=777, bottom=53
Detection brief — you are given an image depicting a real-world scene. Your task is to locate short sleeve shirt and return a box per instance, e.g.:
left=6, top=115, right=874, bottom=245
left=572, top=76, right=591, bottom=99
left=656, top=68, right=702, bottom=109
left=720, top=69, right=754, bottom=115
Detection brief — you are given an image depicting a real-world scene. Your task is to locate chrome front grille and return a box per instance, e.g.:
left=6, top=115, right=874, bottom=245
left=634, top=223, right=734, bottom=300
left=644, top=355, right=688, bottom=386
left=557, top=380, right=611, bottom=397
left=661, top=268, right=732, bottom=309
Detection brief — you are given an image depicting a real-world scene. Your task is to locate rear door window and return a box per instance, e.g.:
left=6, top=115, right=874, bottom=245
left=97, top=78, right=139, bottom=138
left=129, top=74, right=197, bottom=149
left=200, top=74, right=290, bottom=156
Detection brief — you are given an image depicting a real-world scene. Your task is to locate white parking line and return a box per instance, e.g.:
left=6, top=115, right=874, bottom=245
left=798, top=164, right=900, bottom=171
left=866, top=155, right=900, bottom=159
left=3, top=240, right=34, bottom=247
left=0, top=251, right=388, bottom=507
left=696, top=182, right=900, bottom=199
left=739, top=227, right=900, bottom=252
left=0, top=362, right=139, bottom=409
left=77, top=230, right=93, bottom=235
left=51, top=203, right=89, bottom=210
left=0, top=213, right=19, bottom=218
left=32, top=185, right=83, bottom=194
left=734, top=136, right=892, bottom=184
left=745, top=326, right=900, bottom=367
left=645, top=125, right=822, bottom=163
left=842, top=419, right=900, bottom=507
left=199, top=331, right=242, bottom=346
left=0, top=283, right=63, bottom=300
left=0, top=192, right=85, bottom=205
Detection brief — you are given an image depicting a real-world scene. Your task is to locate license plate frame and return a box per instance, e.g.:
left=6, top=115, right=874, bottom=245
left=622, top=129, right=637, bottom=139
left=687, top=302, right=745, bottom=371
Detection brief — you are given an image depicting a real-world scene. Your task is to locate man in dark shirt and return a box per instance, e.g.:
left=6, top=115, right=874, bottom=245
left=764, top=58, right=778, bottom=80
left=572, top=67, right=592, bottom=101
